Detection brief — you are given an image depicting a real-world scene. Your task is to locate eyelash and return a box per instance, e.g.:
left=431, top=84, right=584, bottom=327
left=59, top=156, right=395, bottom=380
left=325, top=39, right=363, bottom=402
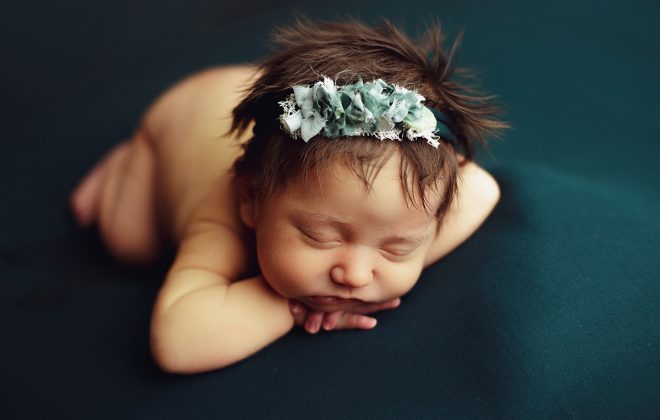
left=302, top=230, right=340, bottom=246
left=301, top=229, right=415, bottom=258
left=382, top=248, right=413, bottom=258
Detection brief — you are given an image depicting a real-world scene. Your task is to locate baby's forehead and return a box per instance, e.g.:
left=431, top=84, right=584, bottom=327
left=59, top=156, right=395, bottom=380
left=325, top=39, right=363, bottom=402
left=290, top=156, right=444, bottom=210
left=282, top=157, right=442, bottom=221
left=310, top=203, right=438, bottom=233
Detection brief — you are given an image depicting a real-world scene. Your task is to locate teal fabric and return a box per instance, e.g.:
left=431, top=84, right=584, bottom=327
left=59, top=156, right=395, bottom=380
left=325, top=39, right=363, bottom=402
left=1, top=0, right=658, bottom=418
left=282, top=78, right=441, bottom=143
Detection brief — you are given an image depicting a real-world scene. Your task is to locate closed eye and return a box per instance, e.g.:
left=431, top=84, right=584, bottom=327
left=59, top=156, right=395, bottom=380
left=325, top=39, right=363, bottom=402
left=300, top=229, right=341, bottom=246
left=381, top=248, right=415, bottom=258
left=380, top=234, right=427, bottom=258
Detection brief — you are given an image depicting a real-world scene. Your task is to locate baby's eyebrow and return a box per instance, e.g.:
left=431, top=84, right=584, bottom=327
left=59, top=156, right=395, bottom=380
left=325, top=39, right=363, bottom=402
left=297, top=211, right=348, bottom=227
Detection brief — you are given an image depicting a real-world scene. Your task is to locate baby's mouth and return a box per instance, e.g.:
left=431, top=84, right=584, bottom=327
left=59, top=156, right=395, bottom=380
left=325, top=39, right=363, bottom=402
left=305, top=296, right=364, bottom=307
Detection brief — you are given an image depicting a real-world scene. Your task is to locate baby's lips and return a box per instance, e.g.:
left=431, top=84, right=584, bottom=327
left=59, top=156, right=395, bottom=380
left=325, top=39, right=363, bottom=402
left=306, top=296, right=363, bottom=306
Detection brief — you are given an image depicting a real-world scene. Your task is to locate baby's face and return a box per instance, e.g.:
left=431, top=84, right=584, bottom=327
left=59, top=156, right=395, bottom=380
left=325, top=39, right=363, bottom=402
left=243, top=152, right=441, bottom=312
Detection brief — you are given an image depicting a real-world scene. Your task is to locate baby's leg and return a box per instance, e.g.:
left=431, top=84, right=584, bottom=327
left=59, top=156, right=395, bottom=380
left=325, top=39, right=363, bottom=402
left=70, top=129, right=160, bottom=265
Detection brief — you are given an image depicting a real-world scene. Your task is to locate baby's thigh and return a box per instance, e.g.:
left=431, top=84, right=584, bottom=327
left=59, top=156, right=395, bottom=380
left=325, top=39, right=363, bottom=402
left=99, top=129, right=161, bottom=265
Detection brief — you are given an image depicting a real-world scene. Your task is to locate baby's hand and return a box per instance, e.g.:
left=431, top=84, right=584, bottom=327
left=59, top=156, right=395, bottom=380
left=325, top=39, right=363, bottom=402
left=288, top=298, right=401, bottom=334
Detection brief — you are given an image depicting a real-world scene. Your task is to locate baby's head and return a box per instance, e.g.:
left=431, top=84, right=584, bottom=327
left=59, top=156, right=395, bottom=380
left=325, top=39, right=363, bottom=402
left=229, top=18, right=506, bottom=311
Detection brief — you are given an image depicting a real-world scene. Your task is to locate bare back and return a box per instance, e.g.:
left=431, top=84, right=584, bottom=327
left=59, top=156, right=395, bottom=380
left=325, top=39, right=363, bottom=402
left=142, top=65, right=259, bottom=244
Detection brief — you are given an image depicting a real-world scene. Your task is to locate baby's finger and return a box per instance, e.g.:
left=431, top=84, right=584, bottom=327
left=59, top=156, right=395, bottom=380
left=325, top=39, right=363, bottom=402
left=338, top=313, right=377, bottom=330
left=289, top=300, right=308, bottom=327
left=353, top=297, right=401, bottom=315
left=321, top=311, right=342, bottom=331
left=304, top=311, right=325, bottom=334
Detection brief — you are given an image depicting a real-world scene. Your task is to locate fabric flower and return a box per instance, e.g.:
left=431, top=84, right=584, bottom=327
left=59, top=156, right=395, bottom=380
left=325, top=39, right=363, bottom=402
left=278, top=75, right=450, bottom=148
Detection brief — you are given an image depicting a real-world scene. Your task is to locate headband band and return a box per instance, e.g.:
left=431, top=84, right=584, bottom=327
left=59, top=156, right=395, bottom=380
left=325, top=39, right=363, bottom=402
left=278, top=76, right=455, bottom=148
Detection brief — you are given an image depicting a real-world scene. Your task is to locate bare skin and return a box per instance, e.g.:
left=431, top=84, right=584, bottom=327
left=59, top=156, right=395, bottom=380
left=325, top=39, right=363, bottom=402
left=70, top=65, right=501, bottom=373
left=71, top=66, right=256, bottom=260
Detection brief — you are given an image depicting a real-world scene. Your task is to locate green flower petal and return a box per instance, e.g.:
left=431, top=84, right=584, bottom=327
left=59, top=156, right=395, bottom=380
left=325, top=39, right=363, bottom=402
left=281, top=76, right=452, bottom=147
left=301, top=111, right=326, bottom=141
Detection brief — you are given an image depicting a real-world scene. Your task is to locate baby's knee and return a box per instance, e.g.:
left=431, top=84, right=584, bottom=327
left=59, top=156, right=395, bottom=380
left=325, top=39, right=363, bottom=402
left=104, top=230, right=161, bottom=266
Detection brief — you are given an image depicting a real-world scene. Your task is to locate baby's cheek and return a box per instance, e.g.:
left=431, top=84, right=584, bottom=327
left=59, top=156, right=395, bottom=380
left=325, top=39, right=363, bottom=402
left=382, top=263, right=424, bottom=297
left=259, top=243, right=323, bottom=295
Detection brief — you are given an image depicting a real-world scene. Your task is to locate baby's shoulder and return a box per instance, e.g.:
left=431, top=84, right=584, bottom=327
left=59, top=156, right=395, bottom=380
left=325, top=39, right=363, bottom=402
left=175, top=181, right=254, bottom=279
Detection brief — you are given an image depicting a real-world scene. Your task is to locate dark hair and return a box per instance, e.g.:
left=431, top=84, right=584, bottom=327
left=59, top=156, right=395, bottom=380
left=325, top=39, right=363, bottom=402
left=229, top=17, right=508, bottom=219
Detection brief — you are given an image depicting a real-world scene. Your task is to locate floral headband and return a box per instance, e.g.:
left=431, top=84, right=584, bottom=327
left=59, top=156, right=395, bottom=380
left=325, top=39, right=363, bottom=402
left=278, top=76, right=456, bottom=148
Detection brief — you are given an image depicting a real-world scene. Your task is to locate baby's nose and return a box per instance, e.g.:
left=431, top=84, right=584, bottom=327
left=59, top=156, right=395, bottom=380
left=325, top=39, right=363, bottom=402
left=330, top=253, right=373, bottom=288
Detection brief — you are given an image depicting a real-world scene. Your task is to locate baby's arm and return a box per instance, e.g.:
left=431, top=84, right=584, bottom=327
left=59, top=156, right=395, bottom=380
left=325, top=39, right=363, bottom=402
left=424, top=161, right=501, bottom=266
left=150, top=219, right=293, bottom=374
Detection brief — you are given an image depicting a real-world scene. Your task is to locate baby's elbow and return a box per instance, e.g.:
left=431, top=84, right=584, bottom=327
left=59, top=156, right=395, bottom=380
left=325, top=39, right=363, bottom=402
left=150, top=334, right=215, bottom=375
left=150, top=324, right=190, bottom=374
left=486, top=173, right=501, bottom=211
left=471, top=163, right=500, bottom=213
left=468, top=167, right=501, bottom=233
left=151, top=349, right=183, bottom=374
left=150, top=318, right=235, bottom=374
left=150, top=318, right=207, bottom=374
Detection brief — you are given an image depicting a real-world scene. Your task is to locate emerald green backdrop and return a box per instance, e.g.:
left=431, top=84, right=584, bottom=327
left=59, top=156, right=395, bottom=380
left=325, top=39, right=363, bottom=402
left=1, top=0, right=658, bottom=418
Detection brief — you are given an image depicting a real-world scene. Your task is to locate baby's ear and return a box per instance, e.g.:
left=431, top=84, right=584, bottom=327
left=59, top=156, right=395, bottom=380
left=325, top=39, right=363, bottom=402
left=237, top=179, right=257, bottom=229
